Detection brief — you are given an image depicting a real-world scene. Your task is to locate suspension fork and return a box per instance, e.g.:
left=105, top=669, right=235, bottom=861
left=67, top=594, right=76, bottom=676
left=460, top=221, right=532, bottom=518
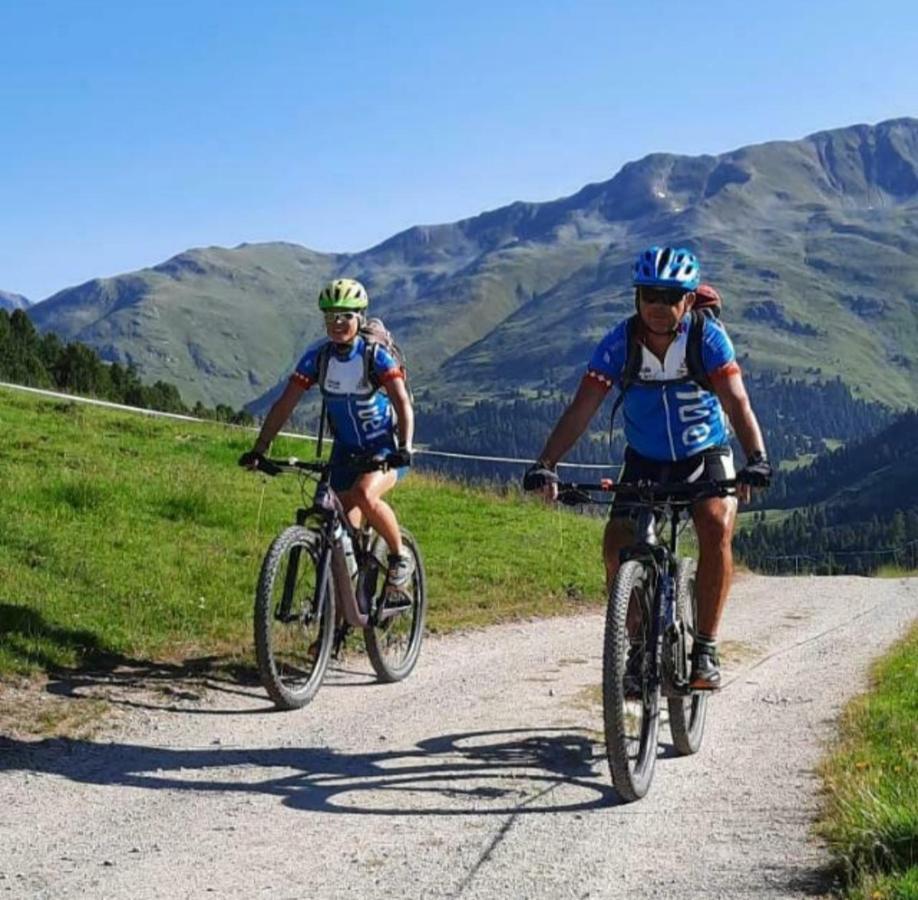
left=277, top=507, right=311, bottom=619
left=311, top=519, right=335, bottom=623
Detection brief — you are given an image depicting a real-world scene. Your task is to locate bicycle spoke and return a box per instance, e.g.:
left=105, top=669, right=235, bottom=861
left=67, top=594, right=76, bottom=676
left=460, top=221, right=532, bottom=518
left=254, top=527, right=334, bottom=709
left=364, top=529, right=427, bottom=683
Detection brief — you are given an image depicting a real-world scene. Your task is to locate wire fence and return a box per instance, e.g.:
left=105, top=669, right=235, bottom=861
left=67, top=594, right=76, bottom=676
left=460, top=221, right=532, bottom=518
left=0, top=380, right=611, bottom=470
left=4, top=381, right=916, bottom=575
left=747, top=540, right=918, bottom=575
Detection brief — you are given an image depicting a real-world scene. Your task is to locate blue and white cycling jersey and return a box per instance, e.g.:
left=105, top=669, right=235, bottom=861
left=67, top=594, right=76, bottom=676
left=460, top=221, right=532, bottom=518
left=586, top=315, right=740, bottom=462
left=291, top=336, right=403, bottom=455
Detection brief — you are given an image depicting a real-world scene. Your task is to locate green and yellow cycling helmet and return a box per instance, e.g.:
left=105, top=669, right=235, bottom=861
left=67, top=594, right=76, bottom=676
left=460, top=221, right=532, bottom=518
left=317, top=278, right=369, bottom=311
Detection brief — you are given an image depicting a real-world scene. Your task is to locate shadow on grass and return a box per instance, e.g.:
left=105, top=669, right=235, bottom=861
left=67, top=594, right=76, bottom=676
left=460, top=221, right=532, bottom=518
left=0, top=602, right=261, bottom=712
left=0, top=726, right=621, bottom=814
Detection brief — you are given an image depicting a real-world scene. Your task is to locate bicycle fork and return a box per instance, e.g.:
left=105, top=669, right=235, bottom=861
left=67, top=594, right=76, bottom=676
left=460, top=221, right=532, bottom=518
left=659, top=567, right=693, bottom=697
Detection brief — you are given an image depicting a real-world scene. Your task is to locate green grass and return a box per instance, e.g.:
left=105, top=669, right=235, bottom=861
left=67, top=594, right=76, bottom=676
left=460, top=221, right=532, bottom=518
left=817, top=623, right=918, bottom=898
left=0, top=387, right=606, bottom=678
left=874, top=564, right=918, bottom=579
left=779, top=452, right=818, bottom=472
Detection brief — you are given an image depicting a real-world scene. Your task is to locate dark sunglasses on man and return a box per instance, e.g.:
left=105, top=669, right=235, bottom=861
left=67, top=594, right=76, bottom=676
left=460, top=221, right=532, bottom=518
left=636, top=286, right=691, bottom=306
left=323, top=311, right=359, bottom=324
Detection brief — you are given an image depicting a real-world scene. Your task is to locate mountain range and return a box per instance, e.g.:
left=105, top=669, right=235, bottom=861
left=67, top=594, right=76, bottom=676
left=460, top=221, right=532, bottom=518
left=27, top=117, right=918, bottom=415
left=0, top=291, right=30, bottom=312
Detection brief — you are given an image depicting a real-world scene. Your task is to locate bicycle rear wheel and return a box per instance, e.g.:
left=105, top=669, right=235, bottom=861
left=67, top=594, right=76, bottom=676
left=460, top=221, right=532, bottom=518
left=364, top=528, right=428, bottom=683
left=667, top=557, right=708, bottom=754
left=254, top=525, right=335, bottom=709
left=603, top=559, right=660, bottom=802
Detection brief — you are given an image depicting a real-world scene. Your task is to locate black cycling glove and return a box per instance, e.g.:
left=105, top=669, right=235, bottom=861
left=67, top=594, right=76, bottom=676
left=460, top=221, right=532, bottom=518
left=389, top=447, right=413, bottom=469
left=238, top=450, right=264, bottom=470
left=737, top=451, right=773, bottom=488
left=523, top=462, right=559, bottom=492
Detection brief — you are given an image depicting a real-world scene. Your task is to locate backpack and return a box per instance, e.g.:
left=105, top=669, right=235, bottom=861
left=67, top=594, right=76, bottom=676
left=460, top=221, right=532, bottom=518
left=314, top=317, right=412, bottom=455
left=608, top=284, right=723, bottom=437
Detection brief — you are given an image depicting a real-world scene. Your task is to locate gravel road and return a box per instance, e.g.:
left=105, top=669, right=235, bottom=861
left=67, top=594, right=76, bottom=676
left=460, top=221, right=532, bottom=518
left=1, top=575, right=915, bottom=899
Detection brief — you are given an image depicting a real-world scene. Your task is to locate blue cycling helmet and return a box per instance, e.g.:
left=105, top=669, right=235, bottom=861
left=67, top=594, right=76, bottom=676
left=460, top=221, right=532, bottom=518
left=632, top=246, right=700, bottom=291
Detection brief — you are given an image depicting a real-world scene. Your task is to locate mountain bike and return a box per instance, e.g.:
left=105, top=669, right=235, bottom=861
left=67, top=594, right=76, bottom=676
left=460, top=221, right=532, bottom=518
left=557, top=477, right=737, bottom=802
left=250, top=455, right=427, bottom=710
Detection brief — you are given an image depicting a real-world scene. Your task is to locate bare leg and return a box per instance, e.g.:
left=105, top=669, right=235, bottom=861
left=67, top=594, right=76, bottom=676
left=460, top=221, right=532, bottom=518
left=603, top=517, right=635, bottom=590
left=338, top=470, right=402, bottom=556
left=691, top=495, right=738, bottom=638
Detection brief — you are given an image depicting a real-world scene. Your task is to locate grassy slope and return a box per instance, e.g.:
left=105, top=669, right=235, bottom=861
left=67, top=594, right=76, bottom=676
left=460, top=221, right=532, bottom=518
left=818, top=623, right=918, bottom=899
left=0, top=387, right=606, bottom=676
left=29, top=244, right=341, bottom=409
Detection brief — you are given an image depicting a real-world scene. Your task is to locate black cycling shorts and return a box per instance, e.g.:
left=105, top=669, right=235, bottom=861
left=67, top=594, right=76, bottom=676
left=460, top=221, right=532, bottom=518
left=609, top=445, right=735, bottom=520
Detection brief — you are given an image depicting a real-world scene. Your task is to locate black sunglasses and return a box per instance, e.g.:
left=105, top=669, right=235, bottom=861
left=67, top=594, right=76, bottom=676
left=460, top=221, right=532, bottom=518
left=636, top=286, right=690, bottom=306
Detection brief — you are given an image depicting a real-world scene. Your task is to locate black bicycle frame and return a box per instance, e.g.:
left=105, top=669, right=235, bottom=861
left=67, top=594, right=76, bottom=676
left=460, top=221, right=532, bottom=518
left=557, top=478, right=736, bottom=697
left=619, top=504, right=684, bottom=696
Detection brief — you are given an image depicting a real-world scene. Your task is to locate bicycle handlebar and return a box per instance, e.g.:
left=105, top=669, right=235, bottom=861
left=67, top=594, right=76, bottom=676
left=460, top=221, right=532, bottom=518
left=253, top=455, right=394, bottom=478
left=556, top=478, right=737, bottom=507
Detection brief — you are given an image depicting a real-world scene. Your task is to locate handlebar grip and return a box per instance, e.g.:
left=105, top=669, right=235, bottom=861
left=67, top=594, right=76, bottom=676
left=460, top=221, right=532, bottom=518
left=558, top=488, right=592, bottom=506
left=255, top=458, right=283, bottom=477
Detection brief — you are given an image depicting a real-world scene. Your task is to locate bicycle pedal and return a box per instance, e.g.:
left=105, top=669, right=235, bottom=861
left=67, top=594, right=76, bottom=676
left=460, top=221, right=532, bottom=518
left=382, top=591, right=413, bottom=610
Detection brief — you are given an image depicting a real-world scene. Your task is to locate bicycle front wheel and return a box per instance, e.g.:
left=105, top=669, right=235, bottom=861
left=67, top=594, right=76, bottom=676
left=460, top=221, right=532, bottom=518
left=364, top=528, right=428, bottom=683
left=668, top=557, right=708, bottom=754
left=254, top=526, right=335, bottom=710
left=603, top=559, right=660, bottom=802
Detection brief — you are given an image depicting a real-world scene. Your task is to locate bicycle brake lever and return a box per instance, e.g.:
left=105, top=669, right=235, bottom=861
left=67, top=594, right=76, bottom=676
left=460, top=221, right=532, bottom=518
left=256, top=458, right=283, bottom=477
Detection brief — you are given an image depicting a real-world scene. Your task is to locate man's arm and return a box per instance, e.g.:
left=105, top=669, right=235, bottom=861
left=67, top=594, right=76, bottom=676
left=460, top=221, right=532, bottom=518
left=252, top=379, right=307, bottom=454
left=711, top=370, right=771, bottom=502
left=537, top=377, right=609, bottom=467
left=711, top=370, right=765, bottom=459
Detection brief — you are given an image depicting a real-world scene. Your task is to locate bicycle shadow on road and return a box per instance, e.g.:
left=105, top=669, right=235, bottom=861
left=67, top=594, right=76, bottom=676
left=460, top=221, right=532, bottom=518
left=2, top=602, right=263, bottom=717
left=42, top=654, right=407, bottom=717
left=0, top=726, right=622, bottom=813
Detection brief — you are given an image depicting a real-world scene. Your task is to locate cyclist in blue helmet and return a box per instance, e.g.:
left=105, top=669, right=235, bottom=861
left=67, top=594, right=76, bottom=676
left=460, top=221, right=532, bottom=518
left=524, top=246, right=771, bottom=690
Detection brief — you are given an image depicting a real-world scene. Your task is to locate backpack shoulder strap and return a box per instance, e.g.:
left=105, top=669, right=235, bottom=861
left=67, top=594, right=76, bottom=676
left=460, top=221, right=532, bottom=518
left=314, top=342, right=333, bottom=457
left=686, top=309, right=714, bottom=393
left=363, top=339, right=381, bottom=390
left=608, top=315, right=642, bottom=443
left=316, top=342, right=333, bottom=394
left=619, top=315, right=643, bottom=392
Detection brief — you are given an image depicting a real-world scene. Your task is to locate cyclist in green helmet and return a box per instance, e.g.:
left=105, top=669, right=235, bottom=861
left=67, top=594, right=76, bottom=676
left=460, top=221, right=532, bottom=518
left=240, top=278, right=415, bottom=596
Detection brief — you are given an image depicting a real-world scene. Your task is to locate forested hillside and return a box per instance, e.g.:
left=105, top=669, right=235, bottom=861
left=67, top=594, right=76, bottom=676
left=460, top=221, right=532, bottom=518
left=0, top=309, right=252, bottom=424
left=0, top=290, right=30, bottom=312
left=736, top=410, right=918, bottom=574
left=410, top=374, right=892, bottom=482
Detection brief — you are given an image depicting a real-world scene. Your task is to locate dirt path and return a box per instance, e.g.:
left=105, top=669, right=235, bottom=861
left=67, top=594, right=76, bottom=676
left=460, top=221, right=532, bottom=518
left=1, top=575, right=915, bottom=899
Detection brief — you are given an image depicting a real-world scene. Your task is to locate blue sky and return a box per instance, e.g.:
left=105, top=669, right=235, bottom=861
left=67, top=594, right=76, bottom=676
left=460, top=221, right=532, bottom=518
left=2, top=0, right=917, bottom=301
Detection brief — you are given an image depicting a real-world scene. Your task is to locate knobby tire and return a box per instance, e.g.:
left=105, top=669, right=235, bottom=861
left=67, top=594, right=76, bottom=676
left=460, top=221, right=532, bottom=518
left=254, top=526, right=335, bottom=709
left=667, top=557, right=708, bottom=755
left=603, top=559, right=660, bottom=802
